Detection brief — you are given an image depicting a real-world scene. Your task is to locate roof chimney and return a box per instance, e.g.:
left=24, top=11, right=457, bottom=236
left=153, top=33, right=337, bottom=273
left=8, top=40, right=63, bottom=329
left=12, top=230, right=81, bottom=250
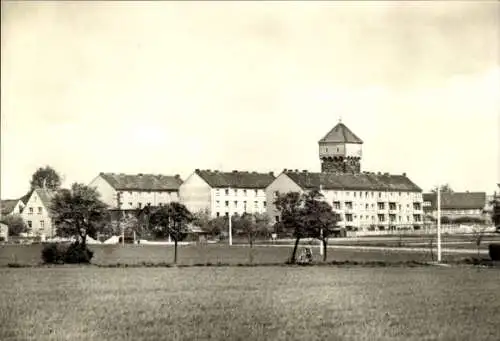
left=232, top=170, right=238, bottom=173
left=175, top=174, right=180, bottom=179
left=302, top=170, right=307, bottom=173
left=269, top=172, right=274, bottom=176
left=195, top=169, right=200, bottom=172
left=402, top=172, right=406, bottom=176
left=99, top=172, right=104, bottom=175
left=138, top=173, right=143, bottom=176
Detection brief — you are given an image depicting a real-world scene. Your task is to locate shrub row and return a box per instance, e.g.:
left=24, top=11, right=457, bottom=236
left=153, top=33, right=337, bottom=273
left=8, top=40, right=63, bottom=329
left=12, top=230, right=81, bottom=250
left=41, top=242, right=94, bottom=264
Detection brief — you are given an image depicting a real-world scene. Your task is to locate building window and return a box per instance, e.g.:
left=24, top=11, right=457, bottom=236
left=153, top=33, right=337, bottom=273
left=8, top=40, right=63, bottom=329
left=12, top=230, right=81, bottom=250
left=38, top=207, right=43, bottom=215
left=378, top=203, right=385, bottom=210
left=345, top=202, right=353, bottom=210
left=225, top=189, right=229, bottom=195
left=333, top=201, right=341, bottom=210
left=275, top=216, right=280, bottom=223
left=216, top=212, right=220, bottom=217
left=234, top=189, right=238, bottom=196
left=40, top=221, right=45, bottom=228
left=216, top=201, right=220, bottom=207
left=263, top=201, right=267, bottom=207
left=216, top=190, right=220, bottom=196
left=345, top=214, right=353, bottom=222
left=378, top=214, right=385, bottom=222
left=389, top=203, right=397, bottom=210
left=243, top=189, right=247, bottom=196
left=138, top=203, right=142, bottom=209
left=234, top=201, right=238, bottom=208
left=254, top=189, right=258, bottom=196
left=254, top=201, right=258, bottom=209
left=413, top=214, right=421, bottom=222
left=28, top=207, right=33, bottom=215
left=335, top=213, right=341, bottom=221
left=353, top=192, right=357, bottom=198
left=365, top=204, right=369, bottom=209
left=27, top=220, right=32, bottom=228
left=413, top=203, right=421, bottom=210
left=389, top=214, right=396, bottom=222
left=225, top=201, right=229, bottom=207
left=225, top=212, right=229, bottom=218
left=378, top=192, right=382, bottom=198
left=129, top=202, right=133, bottom=207
left=365, top=192, right=368, bottom=198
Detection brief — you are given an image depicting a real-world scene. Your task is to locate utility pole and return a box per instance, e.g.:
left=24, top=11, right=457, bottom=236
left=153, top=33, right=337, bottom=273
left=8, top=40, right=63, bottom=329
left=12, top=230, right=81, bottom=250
left=228, top=187, right=232, bottom=246
left=437, top=187, right=442, bottom=262
left=116, top=192, right=124, bottom=246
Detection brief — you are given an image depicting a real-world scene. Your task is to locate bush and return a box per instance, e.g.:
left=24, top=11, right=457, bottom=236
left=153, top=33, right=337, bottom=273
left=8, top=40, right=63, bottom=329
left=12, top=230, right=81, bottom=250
left=64, top=243, right=93, bottom=263
left=41, top=242, right=94, bottom=264
left=489, top=243, right=500, bottom=261
left=41, top=243, right=67, bottom=264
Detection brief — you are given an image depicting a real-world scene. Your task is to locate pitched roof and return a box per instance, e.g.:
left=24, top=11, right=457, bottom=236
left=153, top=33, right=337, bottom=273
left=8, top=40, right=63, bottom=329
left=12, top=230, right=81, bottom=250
left=99, top=173, right=183, bottom=191
left=422, top=192, right=486, bottom=210
left=319, top=122, right=363, bottom=144
left=283, top=170, right=422, bottom=192
left=1, top=199, right=19, bottom=215
left=195, top=169, right=276, bottom=189
left=34, top=188, right=56, bottom=208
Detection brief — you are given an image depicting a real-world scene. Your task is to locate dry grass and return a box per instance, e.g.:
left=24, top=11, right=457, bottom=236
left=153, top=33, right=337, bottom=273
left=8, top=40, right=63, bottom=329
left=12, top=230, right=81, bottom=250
left=0, top=267, right=499, bottom=341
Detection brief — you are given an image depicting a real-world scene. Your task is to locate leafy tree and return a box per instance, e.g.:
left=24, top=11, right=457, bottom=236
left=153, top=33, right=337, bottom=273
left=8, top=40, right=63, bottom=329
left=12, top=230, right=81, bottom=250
left=273, top=191, right=307, bottom=264
left=51, top=183, right=109, bottom=247
left=301, top=190, right=339, bottom=261
left=232, top=212, right=272, bottom=263
left=431, top=184, right=453, bottom=194
left=0, top=214, right=27, bottom=236
left=205, top=217, right=227, bottom=240
left=30, top=166, right=62, bottom=191
left=491, top=192, right=500, bottom=229
left=149, top=202, right=194, bottom=264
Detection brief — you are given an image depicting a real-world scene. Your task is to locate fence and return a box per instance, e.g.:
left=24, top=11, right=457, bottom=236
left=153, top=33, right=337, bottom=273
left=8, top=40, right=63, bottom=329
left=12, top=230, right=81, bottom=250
left=347, top=224, right=496, bottom=237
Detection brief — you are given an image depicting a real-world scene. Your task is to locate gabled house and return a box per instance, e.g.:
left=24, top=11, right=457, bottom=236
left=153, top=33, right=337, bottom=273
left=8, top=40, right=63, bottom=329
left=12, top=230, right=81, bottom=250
left=179, top=169, right=276, bottom=218
left=89, top=172, right=183, bottom=210
left=1, top=193, right=29, bottom=216
left=266, top=169, right=424, bottom=231
left=20, top=188, right=56, bottom=237
left=423, top=192, right=487, bottom=222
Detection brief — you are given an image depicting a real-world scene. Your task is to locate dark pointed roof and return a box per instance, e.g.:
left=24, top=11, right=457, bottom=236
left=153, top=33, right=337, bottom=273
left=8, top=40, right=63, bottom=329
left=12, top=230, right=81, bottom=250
left=319, top=122, right=363, bottom=144
left=99, top=173, right=183, bottom=191
left=283, top=170, right=421, bottom=192
left=195, top=169, right=275, bottom=189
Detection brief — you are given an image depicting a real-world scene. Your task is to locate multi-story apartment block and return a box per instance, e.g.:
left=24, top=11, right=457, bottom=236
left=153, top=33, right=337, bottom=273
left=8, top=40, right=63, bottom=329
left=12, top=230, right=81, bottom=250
left=89, top=172, right=183, bottom=210
left=423, top=192, right=487, bottom=222
left=21, top=188, right=56, bottom=237
left=266, top=169, right=424, bottom=231
left=179, top=169, right=275, bottom=218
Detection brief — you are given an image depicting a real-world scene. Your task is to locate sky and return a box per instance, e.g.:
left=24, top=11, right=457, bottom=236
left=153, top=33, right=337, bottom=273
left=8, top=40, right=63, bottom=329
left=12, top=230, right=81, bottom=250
left=1, top=1, right=499, bottom=199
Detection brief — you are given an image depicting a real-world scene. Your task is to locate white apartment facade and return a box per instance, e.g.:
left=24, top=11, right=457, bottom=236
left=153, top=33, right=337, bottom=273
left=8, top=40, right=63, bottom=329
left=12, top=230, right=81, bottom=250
left=179, top=169, right=276, bottom=218
left=266, top=170, right=424, bottom=231
left=89, top=173, right=183, bottom=210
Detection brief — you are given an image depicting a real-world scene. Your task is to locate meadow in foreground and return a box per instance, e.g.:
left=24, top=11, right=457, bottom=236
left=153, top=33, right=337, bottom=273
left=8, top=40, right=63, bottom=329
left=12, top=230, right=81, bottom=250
left=1, top=266, right=499, bottom=341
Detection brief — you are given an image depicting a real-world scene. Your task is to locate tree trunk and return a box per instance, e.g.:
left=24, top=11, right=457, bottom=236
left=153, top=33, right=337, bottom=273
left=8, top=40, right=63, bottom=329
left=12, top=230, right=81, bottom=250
left=290, top=236, right=300, bottom=264
left=322, top=238, right=327, bottom=262
left=174, top=239, right=178, bottom=264
left=249, top=235, right=254, bottom=264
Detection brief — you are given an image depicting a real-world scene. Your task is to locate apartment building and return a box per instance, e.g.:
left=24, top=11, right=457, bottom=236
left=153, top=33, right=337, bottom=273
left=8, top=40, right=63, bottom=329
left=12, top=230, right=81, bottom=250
left=179, top=169, right=275, bottom=217
left=266, top=170, right=424, bottom=231
left=89, top=172, right=183, bottom=210
left=423, top=192, right=487, bottom=221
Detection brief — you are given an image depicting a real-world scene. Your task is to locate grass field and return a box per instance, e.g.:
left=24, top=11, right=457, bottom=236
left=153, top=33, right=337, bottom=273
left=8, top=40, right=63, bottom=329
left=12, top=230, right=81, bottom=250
left=1, top=266, right=499, bottom=341
left=0, top=243, right=482, bottom=267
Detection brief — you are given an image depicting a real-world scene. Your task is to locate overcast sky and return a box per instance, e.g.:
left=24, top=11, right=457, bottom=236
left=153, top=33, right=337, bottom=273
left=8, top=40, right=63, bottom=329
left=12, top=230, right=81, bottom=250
left=1, top=1, right=499, bottom=199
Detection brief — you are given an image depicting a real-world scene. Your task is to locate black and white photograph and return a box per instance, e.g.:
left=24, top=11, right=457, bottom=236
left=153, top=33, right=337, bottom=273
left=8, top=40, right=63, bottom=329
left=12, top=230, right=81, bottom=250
left=1, top=1, right=499, bottom=340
